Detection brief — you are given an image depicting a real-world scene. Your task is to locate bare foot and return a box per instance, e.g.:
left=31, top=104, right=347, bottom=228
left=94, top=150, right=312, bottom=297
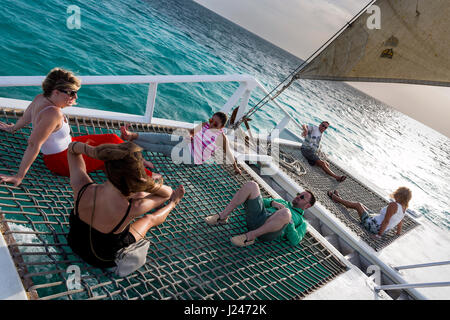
left=120, top=124, right=138, bottom=141
left=170, top=185, right=185, bottom=206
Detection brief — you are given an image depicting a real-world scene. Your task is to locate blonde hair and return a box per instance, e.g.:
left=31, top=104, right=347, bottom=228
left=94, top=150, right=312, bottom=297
left=42, top=68, right=81, bottom=97
left=391, top=187, right=412, bottom=208
left=95, top=142, right=162, bottom=197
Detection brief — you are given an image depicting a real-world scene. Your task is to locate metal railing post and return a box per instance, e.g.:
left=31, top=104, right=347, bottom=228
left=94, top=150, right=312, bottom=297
left=274, top=115, right=291, bottom=132
left=233, top=81, right=258, bottom=123
left=145, top=82, right=158, bottom=124
left=220, top=82, right=248, bottom=114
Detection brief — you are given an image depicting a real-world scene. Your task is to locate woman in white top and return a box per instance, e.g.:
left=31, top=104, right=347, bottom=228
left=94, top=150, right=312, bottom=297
left=0, top=68, right=156, bottom=186
left=327, top=187, right=412, bottom=237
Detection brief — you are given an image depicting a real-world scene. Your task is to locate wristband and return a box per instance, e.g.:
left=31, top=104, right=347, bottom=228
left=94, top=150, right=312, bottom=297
left=69, top=141, right=80, bottom=154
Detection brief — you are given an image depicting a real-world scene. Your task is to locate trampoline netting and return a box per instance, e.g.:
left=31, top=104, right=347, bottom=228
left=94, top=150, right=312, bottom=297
left=0, top=108, right=346, bottom=300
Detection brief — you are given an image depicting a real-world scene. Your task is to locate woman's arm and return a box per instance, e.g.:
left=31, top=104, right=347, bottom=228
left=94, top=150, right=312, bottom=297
left=378, top=202, right=397, bottom=236
left=0, top=108, right=60, bottom=186
left=396, top=219, right=403, bottom=235
left=219, top=133, right=241, bottom=174
left=131, top=184, right=173, bottom=217
left=67, top=141, right=93, bottom=196
left=189, top=121, right=207, bottom=136
left=0, top=98, right=34, bottom=133
left=301, top=124, right=308, bottom=137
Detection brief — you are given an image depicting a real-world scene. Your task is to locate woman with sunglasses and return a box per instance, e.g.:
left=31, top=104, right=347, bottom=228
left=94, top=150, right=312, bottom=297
left=0, top=68, right=158, bottom=186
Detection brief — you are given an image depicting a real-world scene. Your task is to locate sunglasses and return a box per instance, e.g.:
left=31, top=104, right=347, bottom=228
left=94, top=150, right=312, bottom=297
left=320, top=124, right=328, bottom=129
left=296, top=193, right=306, bottom=200
left=59, top=89, right=78, bottom=97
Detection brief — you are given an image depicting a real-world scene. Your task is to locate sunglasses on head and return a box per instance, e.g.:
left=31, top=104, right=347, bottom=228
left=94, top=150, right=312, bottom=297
left=59, top=89, right=78, bottom=97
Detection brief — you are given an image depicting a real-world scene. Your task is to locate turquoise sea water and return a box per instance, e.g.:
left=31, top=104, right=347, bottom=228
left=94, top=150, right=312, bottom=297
left=0, top=0, right=449, bottom=230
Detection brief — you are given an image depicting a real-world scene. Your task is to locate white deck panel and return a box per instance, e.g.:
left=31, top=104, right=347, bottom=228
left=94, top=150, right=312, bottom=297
left=268, top=142, right=450, bottom=300
left=311, top=201, right=450, bottom=299
left=0, top=231, right=27, bottom=300
left=305, top=266, right=391, bottom=300
left=321, top=160, right=450, bottom=300
left=377, top=219, right=450, bottom=300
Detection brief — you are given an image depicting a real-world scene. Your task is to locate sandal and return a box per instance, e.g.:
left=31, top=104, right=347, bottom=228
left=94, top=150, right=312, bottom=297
left=230, top=234, right=255, bottom=247
left=204, top=213, right=228, bottom=226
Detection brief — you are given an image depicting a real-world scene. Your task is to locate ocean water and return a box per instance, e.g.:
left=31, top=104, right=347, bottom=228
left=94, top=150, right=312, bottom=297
left=0, top=0, right=449, bottom=230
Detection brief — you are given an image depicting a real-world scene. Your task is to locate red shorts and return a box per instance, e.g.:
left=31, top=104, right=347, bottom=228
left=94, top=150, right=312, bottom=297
left=42, top=134, right=152, bottom=177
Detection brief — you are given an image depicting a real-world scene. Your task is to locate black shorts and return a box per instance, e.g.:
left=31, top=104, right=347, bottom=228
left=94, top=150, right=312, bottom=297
left=301, top=146, right=320, bottom=166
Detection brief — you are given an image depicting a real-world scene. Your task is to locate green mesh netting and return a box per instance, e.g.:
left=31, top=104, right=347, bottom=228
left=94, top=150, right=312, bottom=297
left=0, top=108, right=346, bottom=300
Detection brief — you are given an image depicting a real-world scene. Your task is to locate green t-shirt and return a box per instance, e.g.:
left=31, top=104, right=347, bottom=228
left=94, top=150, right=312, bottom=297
left=262, top=198, right=307, bottom=246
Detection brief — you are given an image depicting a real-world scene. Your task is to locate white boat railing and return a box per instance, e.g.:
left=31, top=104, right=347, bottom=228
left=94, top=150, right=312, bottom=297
left=372, top=260, right=450, bottom=299
left=0, top=74, right=303, bottom=135
left=375, top=282, right=450, bottom=296
left=393, top=260, right=450, bottom=271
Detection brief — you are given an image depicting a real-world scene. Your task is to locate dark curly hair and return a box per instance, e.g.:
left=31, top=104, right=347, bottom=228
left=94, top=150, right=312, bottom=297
left=213, top=111, right=228, bottom=127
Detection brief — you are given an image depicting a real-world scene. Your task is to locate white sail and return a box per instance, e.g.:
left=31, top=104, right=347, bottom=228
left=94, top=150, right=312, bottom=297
left=296, top=0, right=450, bottom=87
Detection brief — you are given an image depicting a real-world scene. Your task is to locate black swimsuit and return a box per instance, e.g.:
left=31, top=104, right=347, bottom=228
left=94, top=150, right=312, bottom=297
left=67, top=182, right=136, bottom=268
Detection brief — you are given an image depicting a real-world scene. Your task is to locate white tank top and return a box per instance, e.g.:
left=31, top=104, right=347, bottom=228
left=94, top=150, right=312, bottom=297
left=374, top=202, right=406, bottom=232
left=33, top=106, right=72, bottom=155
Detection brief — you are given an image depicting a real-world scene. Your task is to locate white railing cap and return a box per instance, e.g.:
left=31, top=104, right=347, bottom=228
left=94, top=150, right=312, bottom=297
left=0, top=74, right=258, bottom=87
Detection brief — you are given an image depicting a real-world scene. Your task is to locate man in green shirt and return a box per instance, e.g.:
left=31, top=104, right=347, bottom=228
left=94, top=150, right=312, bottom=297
left=204, top=181, right=316, bottom=247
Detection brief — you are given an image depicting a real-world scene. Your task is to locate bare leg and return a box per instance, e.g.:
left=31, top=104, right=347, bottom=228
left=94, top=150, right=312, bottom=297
left=316, top=160, right=346, bottom=182
left=246, top=208, right=291, bottom=241
left=129, top=185, right=185, bottom=241
left=220, top=181, right=261, bottom=220
left=330, top=190, right=365, bottom=218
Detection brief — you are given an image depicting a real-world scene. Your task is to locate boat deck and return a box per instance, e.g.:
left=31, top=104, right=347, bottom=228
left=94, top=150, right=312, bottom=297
left=0, top=108, right=347, bottom=300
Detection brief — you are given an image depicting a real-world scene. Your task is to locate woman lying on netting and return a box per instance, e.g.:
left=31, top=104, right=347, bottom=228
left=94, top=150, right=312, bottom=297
left=66, top=140, right=185, bottom=269
left=0, top=67, right=160, bottom=186
left=327, top=187, right=412, bottom=238
left=120, top=111, right=242, bottom=175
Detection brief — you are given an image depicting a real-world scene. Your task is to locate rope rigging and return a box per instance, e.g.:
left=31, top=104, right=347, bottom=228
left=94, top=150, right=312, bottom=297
left=231, top=0, right=376, bottom=130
